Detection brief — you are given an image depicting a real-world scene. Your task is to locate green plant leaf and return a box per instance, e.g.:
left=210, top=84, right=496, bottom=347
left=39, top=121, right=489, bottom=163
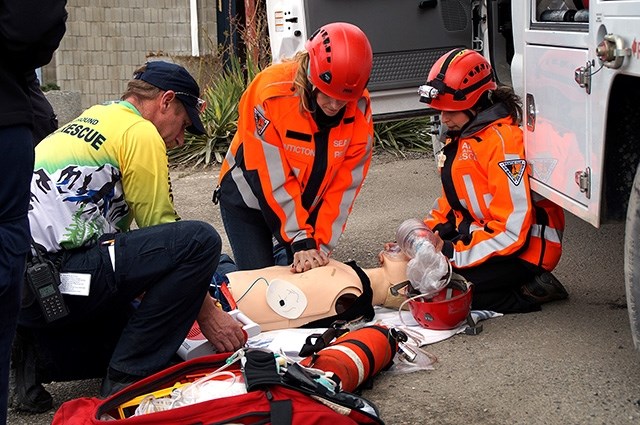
left=168, top=53, right=260, bottom=167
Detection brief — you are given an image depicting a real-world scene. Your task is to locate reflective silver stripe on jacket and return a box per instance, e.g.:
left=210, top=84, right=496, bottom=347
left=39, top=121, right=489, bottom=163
left=323, top=133, right=373, bottom=252
left=224, top=149, right=260, bottom=209
left=451, top=148, right=530, bottom=268
left=530, top=224, right=563, bottom=243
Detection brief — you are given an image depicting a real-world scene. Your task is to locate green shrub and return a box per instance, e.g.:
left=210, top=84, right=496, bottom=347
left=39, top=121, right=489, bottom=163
left=374, top=117, right=434, bottom=157
left=168, top=55, right=259, bottom=167
left=169, top=88, right=434, bottom=166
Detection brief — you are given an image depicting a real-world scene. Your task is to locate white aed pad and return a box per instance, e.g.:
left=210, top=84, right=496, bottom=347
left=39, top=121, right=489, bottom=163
left=265, top=278, right=308, bottom=319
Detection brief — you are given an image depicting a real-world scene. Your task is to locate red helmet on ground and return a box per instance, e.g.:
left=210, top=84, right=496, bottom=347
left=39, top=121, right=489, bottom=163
left=407, top=275, right=472, bottom=330
left=418, top=48, right=496, bottom=111
left=305, top=22, right=373, bottom=102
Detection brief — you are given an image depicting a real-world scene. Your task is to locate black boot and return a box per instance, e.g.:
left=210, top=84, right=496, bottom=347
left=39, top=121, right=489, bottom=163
left=99, top=367, right=141, bottom=398
left=10, top=330, right=53, bottom=413
left=521, top=272, right=569, bottom=304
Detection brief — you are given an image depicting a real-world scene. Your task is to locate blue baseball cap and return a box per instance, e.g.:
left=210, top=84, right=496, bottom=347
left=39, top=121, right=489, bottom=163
left=133, top=61, right=206, bottom=135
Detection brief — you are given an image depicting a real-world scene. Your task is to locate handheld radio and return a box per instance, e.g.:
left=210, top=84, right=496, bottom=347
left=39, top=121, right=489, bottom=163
left=26, top=245, right=69, bottom=323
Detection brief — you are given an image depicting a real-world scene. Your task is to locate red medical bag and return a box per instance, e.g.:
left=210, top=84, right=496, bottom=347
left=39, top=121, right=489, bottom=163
left=52, top=350, right=385, bottom=425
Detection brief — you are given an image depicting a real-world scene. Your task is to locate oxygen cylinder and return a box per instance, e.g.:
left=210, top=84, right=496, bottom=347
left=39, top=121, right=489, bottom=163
left=299, top=325, right=398, bottom=392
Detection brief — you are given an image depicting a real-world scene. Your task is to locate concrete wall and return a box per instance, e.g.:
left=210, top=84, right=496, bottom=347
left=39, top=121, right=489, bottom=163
left=43, top=0, right=218, bottom=111
left=44, top=91, right=83, bottom=127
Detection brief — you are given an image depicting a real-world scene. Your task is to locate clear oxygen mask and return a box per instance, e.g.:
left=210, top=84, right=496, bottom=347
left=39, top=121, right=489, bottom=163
left=395, top=218, right=440, bottom=258
left=395, top=218, right=449, bottom=297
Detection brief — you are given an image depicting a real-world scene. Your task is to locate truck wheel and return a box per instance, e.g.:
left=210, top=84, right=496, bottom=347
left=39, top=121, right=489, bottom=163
left=625, top=164, right=640, bottom=350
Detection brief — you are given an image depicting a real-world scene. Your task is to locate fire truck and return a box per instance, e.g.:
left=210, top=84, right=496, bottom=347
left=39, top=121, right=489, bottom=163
left=265, top=0, right=640, bottom=348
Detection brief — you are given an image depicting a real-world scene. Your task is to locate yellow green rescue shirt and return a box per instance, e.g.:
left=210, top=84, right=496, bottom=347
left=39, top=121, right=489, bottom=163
left=29, top=101, right=179, bottom=253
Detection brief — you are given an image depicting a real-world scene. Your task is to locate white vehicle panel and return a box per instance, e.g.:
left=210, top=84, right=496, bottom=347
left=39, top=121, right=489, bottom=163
left=524, top=45, right=590, bottom=211
left=513, top=0, right=640, bottom=227
left=266, top=0, right=308, bottom=63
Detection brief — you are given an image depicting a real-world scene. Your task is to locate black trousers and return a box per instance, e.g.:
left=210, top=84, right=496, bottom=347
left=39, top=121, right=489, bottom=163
left=454, top=257, right=542, bottom=314
left=0, top=125, right=33, bottom=423
left=19, top=220, right=221, bottom=379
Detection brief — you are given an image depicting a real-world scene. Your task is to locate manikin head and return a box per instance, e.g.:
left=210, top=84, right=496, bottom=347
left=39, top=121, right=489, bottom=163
left=370, top=244, right=411, bottom=309
left=377, top=244, right=410, bottom=285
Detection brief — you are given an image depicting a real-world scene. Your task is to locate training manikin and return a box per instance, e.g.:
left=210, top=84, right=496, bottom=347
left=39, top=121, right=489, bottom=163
left=224, top=247, right=411, bottom=331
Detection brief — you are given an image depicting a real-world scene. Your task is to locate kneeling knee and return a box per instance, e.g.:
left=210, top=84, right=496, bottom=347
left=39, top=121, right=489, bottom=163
left=180, top=221, right=221, bottom=255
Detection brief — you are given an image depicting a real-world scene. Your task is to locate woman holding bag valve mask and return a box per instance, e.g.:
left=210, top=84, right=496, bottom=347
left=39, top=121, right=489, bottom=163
left=416, top=48, right=567, bottom=313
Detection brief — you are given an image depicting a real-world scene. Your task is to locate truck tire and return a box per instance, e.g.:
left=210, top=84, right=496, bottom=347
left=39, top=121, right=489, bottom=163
left=625, top=164, right=640, bottom=350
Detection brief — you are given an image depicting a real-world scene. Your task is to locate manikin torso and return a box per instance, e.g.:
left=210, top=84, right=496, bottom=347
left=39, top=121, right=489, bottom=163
left=226, top=251, right=410, bottom=331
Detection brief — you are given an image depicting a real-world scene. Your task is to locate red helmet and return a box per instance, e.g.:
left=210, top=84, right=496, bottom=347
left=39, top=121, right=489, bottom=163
left=407, top=275, right=472, bottom=330
left=305, top=22, right=373, bottom=101
left=418, top=48, right=496, bottom=111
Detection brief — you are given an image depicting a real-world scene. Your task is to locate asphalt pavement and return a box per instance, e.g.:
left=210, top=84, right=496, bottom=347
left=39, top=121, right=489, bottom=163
left=8, top=154, right=640, bottom=424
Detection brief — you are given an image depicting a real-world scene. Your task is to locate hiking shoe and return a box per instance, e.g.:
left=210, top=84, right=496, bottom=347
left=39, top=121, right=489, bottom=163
left=10, top=332, right=53, bottom=413
left=521, top=272, right=569, bottom=304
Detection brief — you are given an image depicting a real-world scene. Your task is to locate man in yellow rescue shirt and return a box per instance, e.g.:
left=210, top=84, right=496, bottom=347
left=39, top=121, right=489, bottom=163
left=14, top=62, right=244, bottom=411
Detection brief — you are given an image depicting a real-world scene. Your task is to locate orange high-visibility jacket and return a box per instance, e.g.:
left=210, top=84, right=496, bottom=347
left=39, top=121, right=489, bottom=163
left=217, top=61, right=374, bottom=254
left=426, top=104, right=563, bottom=270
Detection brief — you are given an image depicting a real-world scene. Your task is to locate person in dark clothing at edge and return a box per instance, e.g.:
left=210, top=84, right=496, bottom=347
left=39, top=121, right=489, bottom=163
left=0, top=1, right=67, bottom=423
left=417, top=48, right=569, bottom=313
left=215, top=22, right=375, bottom=274
left=27, top=71, right=59, bottom=146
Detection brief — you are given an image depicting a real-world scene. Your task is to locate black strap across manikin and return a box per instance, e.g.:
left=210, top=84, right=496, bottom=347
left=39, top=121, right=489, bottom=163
left=302, top=260, right=375, bottom=329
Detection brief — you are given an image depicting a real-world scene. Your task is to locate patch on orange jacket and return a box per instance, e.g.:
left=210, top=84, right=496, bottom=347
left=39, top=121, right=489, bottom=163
left=499, top=159, right=527, bottom=186
left=254, top=107, right=270, bottom=136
